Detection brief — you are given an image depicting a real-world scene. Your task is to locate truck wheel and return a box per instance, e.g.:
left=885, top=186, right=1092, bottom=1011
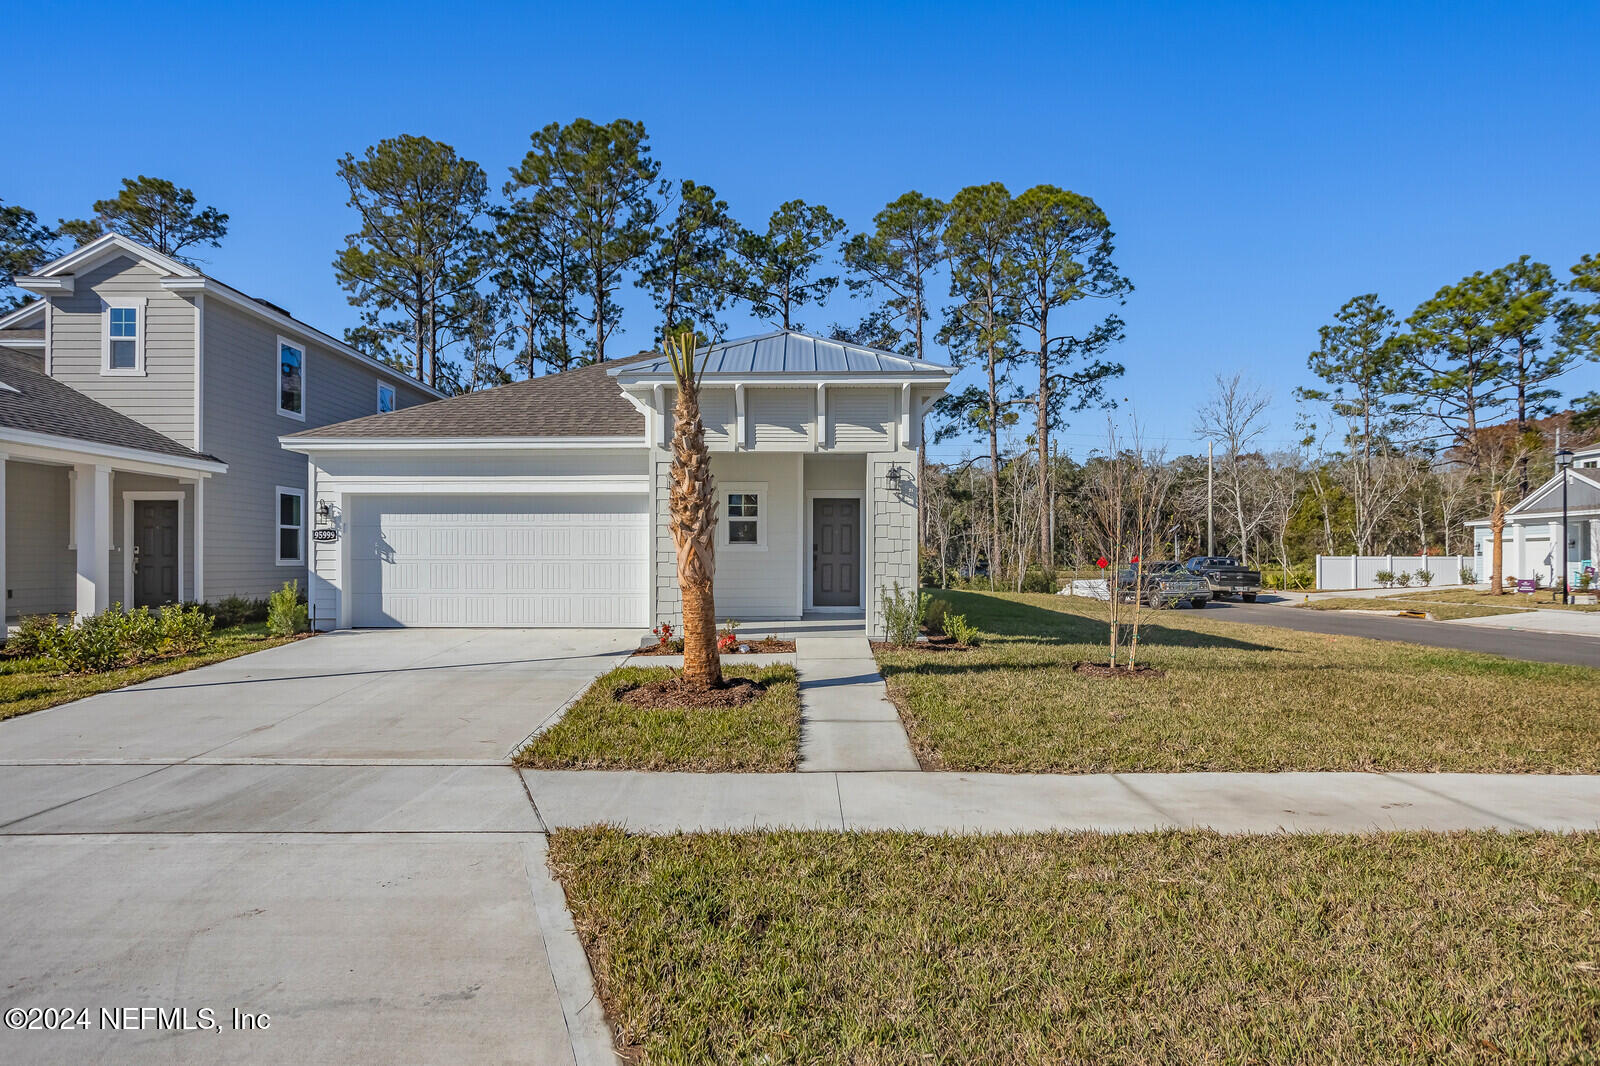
left=1242, top=593, right=1257, bottom=603
left=1191, top=597, right=1206, bottom=609
left=1146, top=589, right=1162, bottom=609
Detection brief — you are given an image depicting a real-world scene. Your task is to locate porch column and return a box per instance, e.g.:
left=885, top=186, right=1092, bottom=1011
left=191, top=478, right=205, bottom=603
left=1589, top=519, right=1599, bottom=573
left=74, top=462, right=111, bottom=617
left=1511, top=523, right=1524, bottom=582
left=1549, top=520, right=1565, bottom=585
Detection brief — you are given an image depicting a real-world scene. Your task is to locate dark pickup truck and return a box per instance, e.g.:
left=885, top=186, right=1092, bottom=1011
left=1184, top=556, right=1262, bottom=602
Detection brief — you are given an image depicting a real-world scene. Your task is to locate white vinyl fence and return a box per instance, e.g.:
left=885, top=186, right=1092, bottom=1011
left=1315, top=554, right=1476, bottom=591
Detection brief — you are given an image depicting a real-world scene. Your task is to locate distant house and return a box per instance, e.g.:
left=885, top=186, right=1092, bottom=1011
left=1467, top=442, right=1600, bottom=586
left=280, top=331, right=951, bottom=635
left=1, top=234, right=438, bottom=622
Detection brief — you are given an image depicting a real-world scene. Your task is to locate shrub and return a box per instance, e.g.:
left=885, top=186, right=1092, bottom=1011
left=1374, top=570, right=1394, bottom=588
left=1394, top=571, right=1411, bottom=587
left=1019, top=569, right=1056, bottom=594
left=8, top=614, right=63, bottom=659
left=944, top=612, right=980, bottom=647
left=879, top=583, right=923, bottom=646
left=719, top=618, right=742, bottom=640
left=924, top=597, right=951, bottom=636
left=1415, top=569, right=1434, bottom=586
left=158, top=603, right=213, bottom=655
left=1460, top=566, right=1477, bottom=585
left=205, top=595, right=270, bottom=628
left=267, top=580, right=310, bottom=637
left=651, top=621, right=675, bottom=649
left=49, top=609, right=131, bottom=673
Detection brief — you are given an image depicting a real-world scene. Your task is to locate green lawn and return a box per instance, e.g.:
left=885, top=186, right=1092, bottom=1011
left=1347, top=587, right=1600, bottom=613
left=0, top=623, right=302, bottom=722
left=516, top=663, right=800, bottom=772
left=876, top=590, right=1600, bottom=773
left=1301, top=595, right=1522, bottom=619
left=550, top=828, right=1600, bottom=1064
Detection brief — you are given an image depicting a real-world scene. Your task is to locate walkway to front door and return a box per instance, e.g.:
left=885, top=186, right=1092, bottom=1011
left=811, top=498, right=859, bottom=607
left=133, top=499, right=179, bottom=607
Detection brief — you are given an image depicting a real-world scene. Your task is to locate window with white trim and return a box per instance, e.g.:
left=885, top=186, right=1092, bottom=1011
left=103, top=299, right=146, bottom=374
left=377, top=382, right=396, bottom=413
left=721, top=483, right=766, bottom=549
left=276, top=488, right=304, bottom=564
left=278, top=337, right=305, bottom=419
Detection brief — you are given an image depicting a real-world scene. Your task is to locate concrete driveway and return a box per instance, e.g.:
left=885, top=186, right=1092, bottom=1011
left=0, top=628, right=631, bottom=1065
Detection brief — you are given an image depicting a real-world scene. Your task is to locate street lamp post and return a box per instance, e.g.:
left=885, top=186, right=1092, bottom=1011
left=1556, top=446, right=1574, bottom=603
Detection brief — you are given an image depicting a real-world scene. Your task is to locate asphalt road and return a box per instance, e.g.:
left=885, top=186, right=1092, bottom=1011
left=1204, top=600, right=1600, bottom=668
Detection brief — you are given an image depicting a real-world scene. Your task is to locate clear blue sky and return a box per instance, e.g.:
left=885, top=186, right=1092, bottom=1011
left=11, top=1, right=1598, bottom=460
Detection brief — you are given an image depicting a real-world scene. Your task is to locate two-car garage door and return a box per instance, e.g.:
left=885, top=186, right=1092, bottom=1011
left=346, top=494, right=649, bottom=628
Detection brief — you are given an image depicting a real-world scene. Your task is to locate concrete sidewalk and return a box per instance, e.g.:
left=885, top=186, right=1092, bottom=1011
left=1445, top=608, right=1600, bottom=638
left=524, top=769, right=1600, bottom=834
left=794, top=634, right=919, bottom=772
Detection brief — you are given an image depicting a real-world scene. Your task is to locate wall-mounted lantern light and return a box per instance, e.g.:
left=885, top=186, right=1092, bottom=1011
left=886, top=464, right=907, bottom=490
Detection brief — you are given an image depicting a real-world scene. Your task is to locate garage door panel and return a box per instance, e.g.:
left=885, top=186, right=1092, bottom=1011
left=348, top=494, right=648, bottom=628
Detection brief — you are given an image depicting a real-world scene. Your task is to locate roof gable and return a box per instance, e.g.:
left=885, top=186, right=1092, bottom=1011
left=1507, top=469, right=1600, bottom=516
left=30, top=233, right=201, bottom=281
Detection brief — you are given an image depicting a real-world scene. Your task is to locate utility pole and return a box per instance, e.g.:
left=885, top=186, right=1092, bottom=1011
left=1206, top=440, right=1215, bottom=556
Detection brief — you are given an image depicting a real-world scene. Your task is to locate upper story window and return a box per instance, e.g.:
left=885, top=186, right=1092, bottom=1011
left=377, top=382, right=396, bottom=413
left=102, top=299, right=146, bottom=375
left=721, top=483, right=766, bottom=549
left=278, top=337, right=305, bottom=420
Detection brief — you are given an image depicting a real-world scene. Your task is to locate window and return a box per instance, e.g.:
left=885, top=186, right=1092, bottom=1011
left=278, top=337, right=305, bottom=419
left=276, top=488, right=304, bottom=564
left=721, top=483, right=766, bottom=549
left=102, top=299, right=146, bottom=374
left=377, top=382, right=396, bottom=413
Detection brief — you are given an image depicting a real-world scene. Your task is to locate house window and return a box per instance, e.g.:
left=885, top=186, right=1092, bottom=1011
left=102, top=299, right=146, bottom=374
left=721, top=483, right=766, bottom=549
left=276, top=488, right=304, bottom=565
left=377, top=382, right=396, bottom=413
left=278, top=338, right=305, bottom=419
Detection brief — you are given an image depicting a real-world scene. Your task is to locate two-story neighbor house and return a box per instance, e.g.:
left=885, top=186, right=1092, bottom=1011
left=279, top=331, right=951, bottom=636
left=1, top=234, right=438, bottom=623
left=1467, top=441, right=1600, bottom=587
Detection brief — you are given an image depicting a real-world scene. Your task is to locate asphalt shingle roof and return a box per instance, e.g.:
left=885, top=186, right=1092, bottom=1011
left=0, top=348, right=219, bottom=464
left=285, top=355, right=653, bottom=441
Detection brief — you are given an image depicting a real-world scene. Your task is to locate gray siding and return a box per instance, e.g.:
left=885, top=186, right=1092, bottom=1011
left=5, top=461, right=75, bottom=618
left=200, top=298, right=431, bottom=600
left=867, top=450, right=919, bottom=637
left=47, top=255, right=198, bottom=447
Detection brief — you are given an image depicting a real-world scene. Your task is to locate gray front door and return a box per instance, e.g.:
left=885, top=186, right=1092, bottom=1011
left=133, top=500, right=180, bottom=607
left=812, top=498, right=859, bottom=607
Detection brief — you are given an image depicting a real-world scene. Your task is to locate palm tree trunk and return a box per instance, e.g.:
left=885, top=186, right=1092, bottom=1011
left=669, top=357, right=723, bottom=687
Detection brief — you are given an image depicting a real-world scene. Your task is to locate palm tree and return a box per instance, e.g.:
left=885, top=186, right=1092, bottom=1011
left=663, top=329, right=723, bottom=687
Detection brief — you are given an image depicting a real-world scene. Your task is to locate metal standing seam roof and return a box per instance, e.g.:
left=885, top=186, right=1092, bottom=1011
left=609, top=330, right=953, bottom=378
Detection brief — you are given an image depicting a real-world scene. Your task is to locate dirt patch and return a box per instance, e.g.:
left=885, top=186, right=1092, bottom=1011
left=618, top=675, right=769, bottom=709
left=1071, top=661, right=1167, bottom=679
left=634, top=637, right=797, bottom=656
left=871, top=636, right=977, bottom=654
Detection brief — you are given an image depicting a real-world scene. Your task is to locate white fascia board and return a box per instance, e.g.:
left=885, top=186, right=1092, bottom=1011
left=318, top=475, right=649, bottom=495
left=161, top=277, right=446, bottom=399
left=13, top=275, right=74, bottom=297
left=613, top=372, right=952, bottom=387
left=0, top=427, right=227, bottom=475
left=34, top=233, right=199, bottom=279
left=0, top=301, right=46, bottom=330
left=279, top=435, right=646, bottom=453
left=0, top=336, right=44, bottom=349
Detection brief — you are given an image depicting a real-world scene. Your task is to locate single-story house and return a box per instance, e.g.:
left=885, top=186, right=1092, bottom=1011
left=280, top=331, right=951, bottom=635
left=1467, top=442, right=1600, bottom=587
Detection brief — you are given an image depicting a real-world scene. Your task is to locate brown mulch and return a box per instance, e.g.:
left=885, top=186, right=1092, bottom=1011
left=634, top=638, right=797, bottom=656
left=1071, top=661, right=1166, bottom=679
left=870, top=635, right=977, bottom=654
left=618, top=675, right=769, bottom=709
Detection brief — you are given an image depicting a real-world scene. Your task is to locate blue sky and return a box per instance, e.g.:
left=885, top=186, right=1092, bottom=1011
left=11, top=1, right=1598, bottom=460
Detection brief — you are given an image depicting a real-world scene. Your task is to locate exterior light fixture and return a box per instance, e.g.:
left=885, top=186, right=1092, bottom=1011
left=1556, top=446, right=1574, bottom=602
left=886, top=464, right=907, bottom=489
left=316, top=499, right=333, bottom=524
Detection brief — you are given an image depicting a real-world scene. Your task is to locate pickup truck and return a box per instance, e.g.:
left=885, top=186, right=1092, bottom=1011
left=1183, top=556, right=1262, bottom=602
left=1117, top=562, right=1212, bottom=608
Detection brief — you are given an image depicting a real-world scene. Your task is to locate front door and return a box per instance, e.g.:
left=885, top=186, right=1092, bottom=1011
left=812, top=498, right=859, bottom=607
left=133, top=500, right=180, bottom=607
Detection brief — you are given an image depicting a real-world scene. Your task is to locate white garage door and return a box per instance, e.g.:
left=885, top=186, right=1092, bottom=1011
left=347, top=494, right=649, bottom=628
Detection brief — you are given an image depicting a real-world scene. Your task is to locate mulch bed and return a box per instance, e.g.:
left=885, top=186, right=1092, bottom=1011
left=871, top=634, right=977, bottom=654
left=618, top=675, right=769, bottom=709
left=1071, top=661, right=1166, bottom=679
left=634, top=637, right=797, bottom=656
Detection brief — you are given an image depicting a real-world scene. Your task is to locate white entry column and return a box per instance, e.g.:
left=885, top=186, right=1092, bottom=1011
left=0, top=454, right=7, bottom=625
left=74, top=462, right=111, bottom=617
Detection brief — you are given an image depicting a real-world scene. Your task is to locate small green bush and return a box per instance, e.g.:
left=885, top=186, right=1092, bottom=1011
left=1415, top=569, right=1434, bottom=586
left=205, top=594, right=269, bottom=628
left=267, top=581, right=310, bottom=637
left=924, top=597, right=951, bottom=636
left=1460, top=566, right=1477, bottom=585
left=1394, top=571, right=1411, bottom=587
left=8, top=614, right=63, bottom=658
left=879, top=583, right=923, bottom=646
left=1374, top=570, right=1394, bottom=587
left=944, top=612, right=981, bottom=647
left=1018, top=569, right=1056, bottom=594
left=50, top=608, right=131, bottom=673
left=158, top=603, right=214, bottom=654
